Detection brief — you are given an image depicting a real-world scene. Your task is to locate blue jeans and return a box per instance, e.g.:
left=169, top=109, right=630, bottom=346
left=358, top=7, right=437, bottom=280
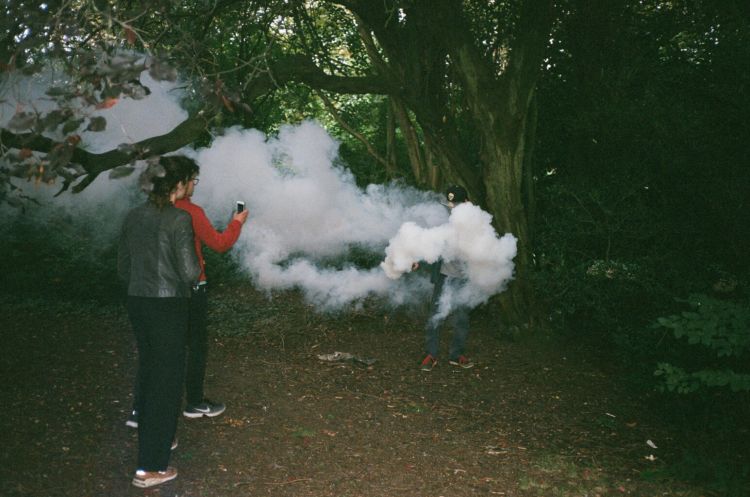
left=424, top=274, right=470, bottom=360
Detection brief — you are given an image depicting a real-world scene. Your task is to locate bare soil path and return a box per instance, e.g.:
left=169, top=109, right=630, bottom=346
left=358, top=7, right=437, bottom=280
left=0, top=284, right=716, bottom=497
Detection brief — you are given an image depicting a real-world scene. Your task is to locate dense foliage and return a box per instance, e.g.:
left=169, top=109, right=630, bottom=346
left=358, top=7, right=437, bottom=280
left=654, top=294, right=750, bottom=393
left=533, top=0, right=749, bottom=362
left=528, top=3, right=750, bottom=490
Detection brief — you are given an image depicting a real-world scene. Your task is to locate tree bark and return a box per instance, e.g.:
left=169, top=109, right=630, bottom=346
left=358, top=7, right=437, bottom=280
left=389, top=97, right=426, bottom=184
left=385, top=99, right=398, bottom=179
left=332, top=0, right=554, bottom=326
left=441, top=0, right=553, bottom=326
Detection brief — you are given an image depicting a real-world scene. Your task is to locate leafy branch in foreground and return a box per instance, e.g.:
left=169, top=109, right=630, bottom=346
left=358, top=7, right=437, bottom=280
left=653, top=294, right=750, bottom=393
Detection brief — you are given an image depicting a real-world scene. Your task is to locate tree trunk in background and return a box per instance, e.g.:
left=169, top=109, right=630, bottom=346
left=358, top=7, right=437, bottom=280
left=483, top=131, right=535, bottom=328
left=444, top=0, right=553, bottom=327
left=523, top=96, right=538, bottom=246
left=341, top=0, right=554, bottom=327
left=390, top=97, right=427, bottom=184
left=385, top=98, right=398, bottom=179
left=421, top=133, right=441, bottom=190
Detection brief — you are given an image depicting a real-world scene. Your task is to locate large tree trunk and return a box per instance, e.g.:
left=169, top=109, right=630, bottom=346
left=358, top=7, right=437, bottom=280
left=336, top=0, right=554, bottom=327
left=441, top=0, right=552, bottom=327
left=483, top=131, right=535, bottom=327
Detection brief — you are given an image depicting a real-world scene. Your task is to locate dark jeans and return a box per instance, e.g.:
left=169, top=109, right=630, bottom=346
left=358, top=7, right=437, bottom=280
left=424, top=274, right=470, bottom=360
left=127, top=297, right=187, bottom=471
left=131, top=285, right=211, bottom=412
left=185, top=285, right=209, bottom=406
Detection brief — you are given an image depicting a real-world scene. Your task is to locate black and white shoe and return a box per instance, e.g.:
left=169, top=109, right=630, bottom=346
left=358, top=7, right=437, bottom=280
left=183, top=399, right=226, bottom=418
left=125, top=410, right=138, bottom=428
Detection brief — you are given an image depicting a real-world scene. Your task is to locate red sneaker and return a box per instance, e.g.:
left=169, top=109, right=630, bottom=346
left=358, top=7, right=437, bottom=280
left=420, top=354, right=437, bottom=371
left=449, top=355, right=474, bottom=369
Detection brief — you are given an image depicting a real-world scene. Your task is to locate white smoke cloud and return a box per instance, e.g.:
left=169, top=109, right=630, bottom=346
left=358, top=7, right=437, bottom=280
left=2, top=68, right=518, bottom=315
left=0, top=67, right=186, bottom=148
left=382, top=202, right=518, bottom=320
left=189, top=121, right=447, bottom=309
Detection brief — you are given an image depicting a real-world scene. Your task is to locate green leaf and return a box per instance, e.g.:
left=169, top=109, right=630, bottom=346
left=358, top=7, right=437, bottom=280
left=86, top=116, right=107, bottom=132
left=62, top=118, right=84, bottom=134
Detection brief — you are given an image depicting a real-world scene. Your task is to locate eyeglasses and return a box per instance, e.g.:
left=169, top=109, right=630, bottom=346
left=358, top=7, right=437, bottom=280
left=192, top=178, right=200, bottom=184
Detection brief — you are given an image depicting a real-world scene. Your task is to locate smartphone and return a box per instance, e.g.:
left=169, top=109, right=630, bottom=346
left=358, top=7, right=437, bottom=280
left=236, top=201, right=245, bottom=213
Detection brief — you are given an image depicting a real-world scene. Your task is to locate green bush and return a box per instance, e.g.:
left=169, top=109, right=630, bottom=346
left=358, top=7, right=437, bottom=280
left=653, top=294, right=750, bottom=393
left=0, top=214, right=122, bottom=303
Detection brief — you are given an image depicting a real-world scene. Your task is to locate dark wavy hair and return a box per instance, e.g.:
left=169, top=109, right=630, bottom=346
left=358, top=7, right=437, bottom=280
left=143, top=155, right=194, bottom=208
left=181, top=157, right=200, bottom=179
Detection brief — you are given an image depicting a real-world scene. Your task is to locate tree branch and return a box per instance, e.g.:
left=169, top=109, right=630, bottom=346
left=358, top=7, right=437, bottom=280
left=316, top=90, right=391, bottom=171
left=2, top=112, right=211, bottom=193
left=248, top=53, right=391, bottom=98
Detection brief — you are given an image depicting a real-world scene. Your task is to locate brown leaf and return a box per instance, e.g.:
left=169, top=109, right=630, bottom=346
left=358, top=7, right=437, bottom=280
left=124, top=26, right=136, bottom=45
left=221, top=94, right=235, bottom=112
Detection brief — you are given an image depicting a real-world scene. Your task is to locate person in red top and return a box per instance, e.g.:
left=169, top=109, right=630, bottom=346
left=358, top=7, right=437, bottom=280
left=175, top=157, right=249, bottom=418
left=125, top=156, right=249, bottom=429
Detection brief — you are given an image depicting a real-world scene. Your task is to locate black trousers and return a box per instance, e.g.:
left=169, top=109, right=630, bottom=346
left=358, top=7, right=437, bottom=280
left=127, top=297, right=187, bottom=471
left=131, top=286, right=210, bottom=411
left=184, top=285, right=209, bottom=406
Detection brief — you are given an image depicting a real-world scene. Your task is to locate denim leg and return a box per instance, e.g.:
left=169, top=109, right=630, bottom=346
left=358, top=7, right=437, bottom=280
left=424, top=275, right=445, bottom=357
left=448, top=306, right=470, bottom=360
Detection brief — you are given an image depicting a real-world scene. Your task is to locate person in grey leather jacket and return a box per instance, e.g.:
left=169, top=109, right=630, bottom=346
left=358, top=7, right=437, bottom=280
left=117, top=156, right=200, bottom=488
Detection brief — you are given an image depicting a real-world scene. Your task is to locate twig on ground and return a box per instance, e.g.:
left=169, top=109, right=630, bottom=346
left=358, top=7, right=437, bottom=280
left=264, top=478, right=312, bottom=485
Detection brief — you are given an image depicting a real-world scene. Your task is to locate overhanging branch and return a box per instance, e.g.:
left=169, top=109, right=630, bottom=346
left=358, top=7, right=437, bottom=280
left=245, top=53, right=391, bottom=100
left=1, top=113, right=211, bottom=193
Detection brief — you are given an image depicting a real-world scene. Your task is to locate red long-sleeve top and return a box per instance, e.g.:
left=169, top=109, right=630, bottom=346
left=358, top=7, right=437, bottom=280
left=175, top=198, right=242, bottom=282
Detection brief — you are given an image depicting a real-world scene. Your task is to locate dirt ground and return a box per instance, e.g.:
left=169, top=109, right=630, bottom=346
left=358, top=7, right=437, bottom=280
left=0, top=283, right=727, bottom=497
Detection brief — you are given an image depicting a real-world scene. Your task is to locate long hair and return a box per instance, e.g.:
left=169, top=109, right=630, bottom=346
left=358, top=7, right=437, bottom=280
left=140, top=156, right=195, bottom=208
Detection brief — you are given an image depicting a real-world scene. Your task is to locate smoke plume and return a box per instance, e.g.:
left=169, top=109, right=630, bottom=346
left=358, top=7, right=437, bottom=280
left=188, top=121, right=447, bottom=309
left=382, top=202, right=518, bottom=320
left=2, top=68, right=517, bottom=315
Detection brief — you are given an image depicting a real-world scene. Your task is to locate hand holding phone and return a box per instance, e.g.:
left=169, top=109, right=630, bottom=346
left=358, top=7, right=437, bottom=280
left=233, top=201, right=249, bottom=225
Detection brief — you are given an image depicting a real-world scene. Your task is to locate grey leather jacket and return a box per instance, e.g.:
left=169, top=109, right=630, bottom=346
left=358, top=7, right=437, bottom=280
left=117, top=202, right=200, bottom=297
